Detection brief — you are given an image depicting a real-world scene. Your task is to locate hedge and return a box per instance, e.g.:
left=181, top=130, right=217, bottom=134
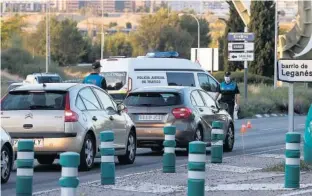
left=212, top=71, right=273, bottom=85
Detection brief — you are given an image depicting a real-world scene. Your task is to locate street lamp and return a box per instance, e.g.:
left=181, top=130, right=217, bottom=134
left=178, top=13, right=200, bottom=48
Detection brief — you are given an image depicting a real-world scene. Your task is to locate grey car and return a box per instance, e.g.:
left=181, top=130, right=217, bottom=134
left=1, top=83, right=136, bottom=171
left=123, top=86, right=234, bottom=152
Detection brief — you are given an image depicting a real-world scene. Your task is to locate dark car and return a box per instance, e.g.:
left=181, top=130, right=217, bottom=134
left=123, top=86, right=235, bottom=152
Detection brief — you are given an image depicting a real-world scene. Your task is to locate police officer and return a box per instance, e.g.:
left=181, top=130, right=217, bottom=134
left=83, top=61, right=107, bottom=91
left=215, top=71, right=240, bottom=119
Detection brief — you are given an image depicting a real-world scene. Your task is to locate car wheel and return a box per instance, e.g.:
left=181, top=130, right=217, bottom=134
left=118, top=130, right=136, bottom=165
left=224, top=124, right=234, bottom=152
left=151, top=146, right=163, bottom=152
left=1, top=145, right=12, bottom=184
left=37, top=155, right=56, bottom=165
left=79, top=133, right=95, bottom=171
left=195, top=127, right=203, bottom=141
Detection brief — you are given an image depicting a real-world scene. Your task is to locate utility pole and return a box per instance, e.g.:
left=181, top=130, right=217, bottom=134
left=274, top=1, right=278, bottom=89
left=100, top=0, right=104, bottom=59
left=244, top=26, right=248, bottom=102
left=46, top=0, right=50, bottom=73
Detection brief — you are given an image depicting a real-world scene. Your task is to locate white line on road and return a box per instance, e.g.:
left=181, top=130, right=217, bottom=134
left=207, top=164, right=262, bottom=173
left=280, top=188, right=312, bottom=196
left=205, top=184, right=312, bottom=191
left=254, top=154, right=304, bottom=160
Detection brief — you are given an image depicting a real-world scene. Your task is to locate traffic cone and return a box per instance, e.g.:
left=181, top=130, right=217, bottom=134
left=247, top=121, right=252, bottom=129
left=240, top=124, right=247, bottom=134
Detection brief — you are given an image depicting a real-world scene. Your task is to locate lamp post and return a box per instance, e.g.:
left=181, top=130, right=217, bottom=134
left=46, top=0, right=50, bottom=73
left=178, top=13, right=200, bottom=48
left=101, top=0, right=104, bottom=59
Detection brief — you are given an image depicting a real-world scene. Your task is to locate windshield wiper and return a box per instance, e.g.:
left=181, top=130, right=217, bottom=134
left=29, top=105, right=54, bottom=110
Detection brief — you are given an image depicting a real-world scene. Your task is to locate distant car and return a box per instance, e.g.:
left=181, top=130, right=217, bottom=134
left=1, top=127, right=14, bottom=184
left=24, top=73, right=63, bottom=84
left=7, top=82, right=23, bottom=92
left=123, top=86, right=235, bottom=152
left=1, top=83, right=136, bottom=171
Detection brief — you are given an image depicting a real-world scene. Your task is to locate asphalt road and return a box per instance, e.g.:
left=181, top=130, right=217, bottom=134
left=1, top=116, right=306, bottom=195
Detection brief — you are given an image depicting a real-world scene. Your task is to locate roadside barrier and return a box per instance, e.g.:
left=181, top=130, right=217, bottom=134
left=59, top=152, right=80, bottom=196
left=304, top=105, right=312, bottom=164
left=187, top=141, right=206, bottom=196
left=100, top=131, right=115, bottom=185
left=285, top=132, right=301, bottom=188
left=211, top=121, right=224, bottom=163
left=163, top=126, right=176, bottom=173
left=16, top=140, right=34, bottom=196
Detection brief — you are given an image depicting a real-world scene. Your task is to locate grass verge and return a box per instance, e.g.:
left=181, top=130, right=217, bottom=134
left=262, top=160, right=312, bottom=172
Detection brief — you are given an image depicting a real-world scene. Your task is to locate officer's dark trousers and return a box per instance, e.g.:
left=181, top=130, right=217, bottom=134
left=226, top=103, right=235, bottom=120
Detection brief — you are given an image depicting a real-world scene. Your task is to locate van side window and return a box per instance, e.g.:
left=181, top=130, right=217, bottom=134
left=197, top=73, right=219, bottom=92
left=166, top=73, right=195, bottom=87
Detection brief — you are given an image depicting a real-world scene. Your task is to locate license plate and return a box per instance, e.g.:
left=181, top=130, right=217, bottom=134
left=13, top=139, right=44, bottom=148
left=138, top=115, right=162, bottom=121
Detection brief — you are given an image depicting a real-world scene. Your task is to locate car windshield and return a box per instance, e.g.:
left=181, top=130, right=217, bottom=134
left=102, top=72, right=127, bottom=90
left=37, top=76, right=62, bottom=83
left=124, top=92, right=181, bottom=107
left=1, top=91, right=67, bottom=110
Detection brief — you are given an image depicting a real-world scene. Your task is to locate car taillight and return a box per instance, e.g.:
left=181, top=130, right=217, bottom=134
left=172, top=107, right=192, bottom=119
left=64, top=92, right=79, bottom=122
left=127, top=77, right=132, bottom=92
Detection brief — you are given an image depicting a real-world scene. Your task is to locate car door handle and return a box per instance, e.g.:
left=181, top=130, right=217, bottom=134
left=92, top=116, right=97, bottom=121
left=109, top=116, right=114, bottom=121
left=199, top=108, right=204, bottom=112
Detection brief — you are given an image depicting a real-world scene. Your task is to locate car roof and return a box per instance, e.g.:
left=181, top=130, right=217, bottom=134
left=10, top=83, right=80, bottom=92
left=130, top=86, right=198, bottom=93
left=28, top=73, right=61, bottom=77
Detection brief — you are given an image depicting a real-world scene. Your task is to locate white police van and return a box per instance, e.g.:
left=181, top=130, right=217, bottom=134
left=100, top=52, right=220, bottom=101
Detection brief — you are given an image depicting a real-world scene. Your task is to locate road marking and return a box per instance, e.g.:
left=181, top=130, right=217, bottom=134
left=205, top=184, right=312, bottom=191
left=207, top=164, right=262, bottom=173
left=280, top=188, right=312, bottom=196
left=254, top=154, right=304, bottom=160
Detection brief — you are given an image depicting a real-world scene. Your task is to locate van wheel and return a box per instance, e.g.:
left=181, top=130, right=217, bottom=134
left=79, top=133, right=95, bottom=171
left=118, top=131, right=136, bottom=165
left=37, top=155, right=55, bottom=165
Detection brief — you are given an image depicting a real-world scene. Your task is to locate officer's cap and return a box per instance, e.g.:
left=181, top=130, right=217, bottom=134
left=225, top=71, right=231, bottom=77
left=92, top=62, right=102, bottom=69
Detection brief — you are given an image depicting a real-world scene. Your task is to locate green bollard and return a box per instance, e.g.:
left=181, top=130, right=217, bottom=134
left=16, top=140, right=34, bottom=196
left=163, top=126, right=176, bottom=173
left=100, top=131, right=115, bottom=185
left=285, top=132, right=301, bottom=189
left=211, top=121, right=224, bottom=163
left=188, top=141, right=206, bottom=196
left=59, top=152, right=80, bottom=196
left=304, top=105, right=312, bottom=164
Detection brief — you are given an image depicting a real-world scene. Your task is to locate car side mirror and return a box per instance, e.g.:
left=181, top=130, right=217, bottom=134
left=117, top=103, right=126, bottom=112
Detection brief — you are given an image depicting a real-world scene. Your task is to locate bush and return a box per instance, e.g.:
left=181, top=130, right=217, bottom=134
left=238, top=83, right=312, bottom=118
left=212, top=71, right=273, bottom=85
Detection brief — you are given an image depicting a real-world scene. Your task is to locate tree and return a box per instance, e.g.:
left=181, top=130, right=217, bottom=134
left=109, top=22, right=118, bottom=28
left=1, top=15, right=25, bottom=48
left=126, top=22, right=132, bottom=29
left=179, top=15, right=211, bottom=48
left=249, top=1, right=275, bottom=77
left=220, top=1, right=245, bottom=71
left=105, top=33, right=133, bottom=57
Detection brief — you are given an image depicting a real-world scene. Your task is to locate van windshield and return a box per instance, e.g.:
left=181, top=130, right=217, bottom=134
left=102, top=72, right=127, bottom=90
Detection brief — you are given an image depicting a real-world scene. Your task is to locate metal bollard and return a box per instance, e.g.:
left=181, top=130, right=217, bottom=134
left=16, top=140, right=34, bottom=196
left=59, top=152, right=80, bottom=196
left=285, top=132, right=301, bottom=189
left=100, top=131, right=115, bottom=185
left=163, top=126, right=176, bottom=173
left=211, top=121, right=224, bottom=163
left=188, top=141, right=206, bottom=196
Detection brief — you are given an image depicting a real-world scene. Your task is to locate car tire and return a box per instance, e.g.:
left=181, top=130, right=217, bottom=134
left=224, top=124, right=235, bottom=152
left=195, top=127, right=203, bottom=141
left=1, top=145, right=12, bottom=184
left=151, top=146, right=163, bottom=152
left=37, top=155, right=56, bottom=165
left=79, top=133, right=95, bottom=171
left=118, top=130, right=136, bottom=165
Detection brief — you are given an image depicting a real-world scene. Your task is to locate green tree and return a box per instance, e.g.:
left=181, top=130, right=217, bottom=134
left=105, top=33, right=133, bottom=57
left=179, top=14, right=211, bottom=48
left=109, top=22, right=118, bottom=28
left=221, top=1, right=245, bottom=71
left=1, top=15, right=25, bottom=48
left=249, top=1, right=275, bottom=77
left=126, top=22, right=132, bottom=29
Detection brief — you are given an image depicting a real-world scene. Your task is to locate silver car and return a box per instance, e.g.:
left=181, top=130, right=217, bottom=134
left=1, top=127, right=14, bottom=183
left=0, top=83, right=136, bottom=171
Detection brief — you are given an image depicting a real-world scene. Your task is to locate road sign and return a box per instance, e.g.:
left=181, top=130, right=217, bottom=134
left=228, top=52, right=254, bottom=61
left=227, top=33, right=255, bottom=41
left=228, top=43, right=254, bottom=51
left=278, top=60, right=312, bottom=82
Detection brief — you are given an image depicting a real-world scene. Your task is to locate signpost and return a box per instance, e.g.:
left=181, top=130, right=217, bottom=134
left=228, top=31, right=255, bottom=102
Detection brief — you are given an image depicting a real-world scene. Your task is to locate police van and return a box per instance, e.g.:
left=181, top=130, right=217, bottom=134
left=100, top=52, right=220, bottom=101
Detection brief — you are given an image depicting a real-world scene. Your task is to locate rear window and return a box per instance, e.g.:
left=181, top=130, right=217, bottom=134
left=1, top=91, right=67, bottom=110
left=37, top=76, right=62, bottom=83
left=166, top=72, right=195, bottom=87
left=102, top=72, right=127, bottom=90
left=124, top=92, right=182, bottom=107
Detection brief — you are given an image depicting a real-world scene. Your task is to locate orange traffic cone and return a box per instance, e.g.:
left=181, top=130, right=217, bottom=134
left=240, top=124, right=247, bottom=134
left=247, top=121, right=252, bottom=129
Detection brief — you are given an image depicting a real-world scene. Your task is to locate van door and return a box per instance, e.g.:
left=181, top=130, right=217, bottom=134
left=197, top=73, right=219, bottom=99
